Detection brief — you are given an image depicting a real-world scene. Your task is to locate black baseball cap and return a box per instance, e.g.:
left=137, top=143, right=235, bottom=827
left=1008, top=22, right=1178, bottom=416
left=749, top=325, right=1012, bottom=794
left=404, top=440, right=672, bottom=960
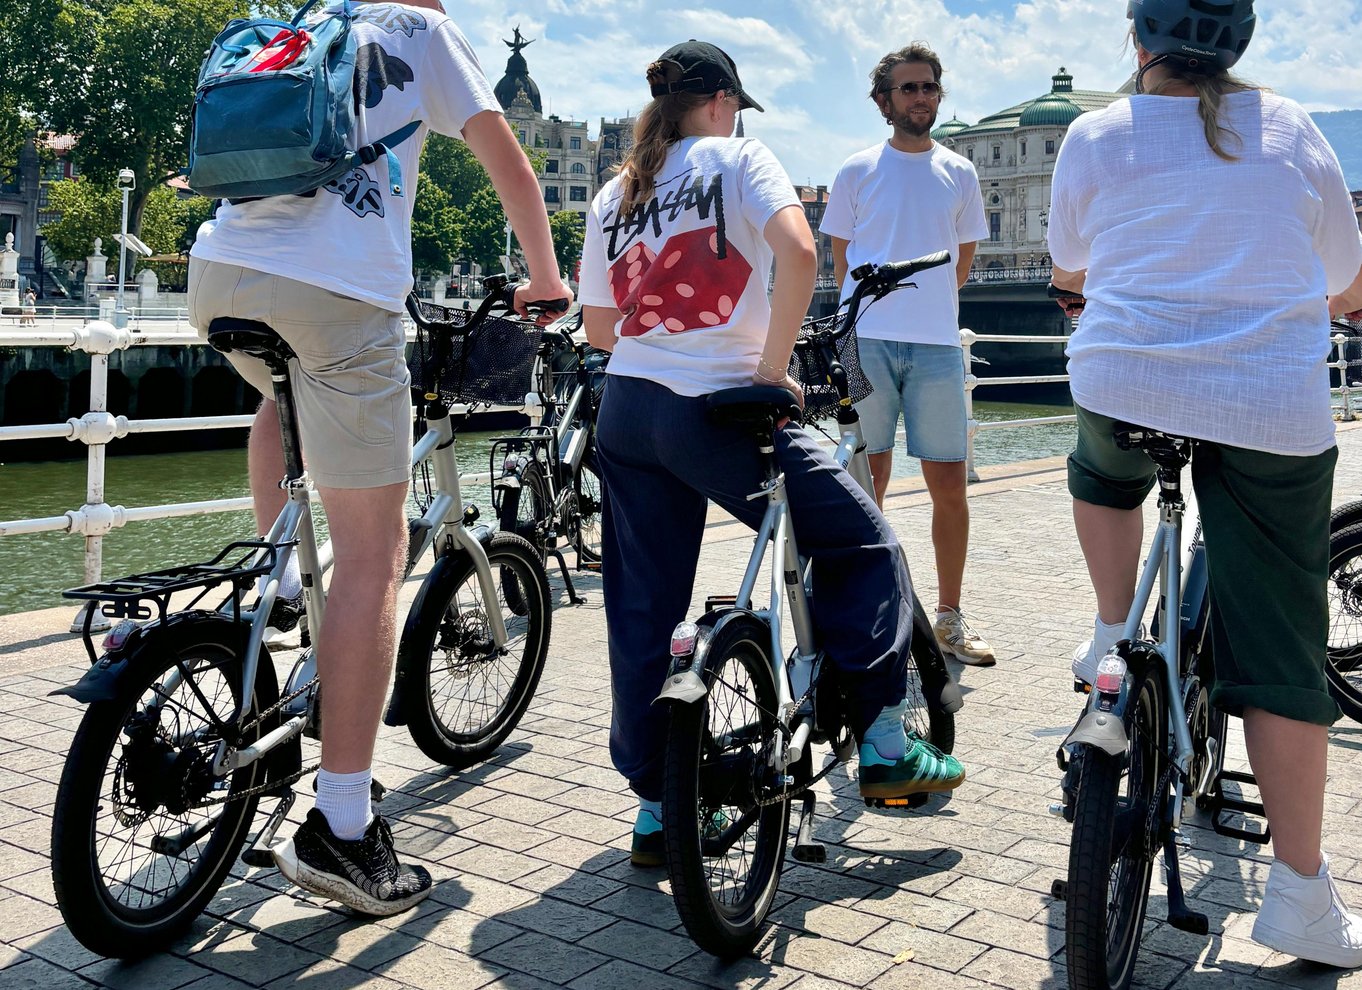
left=651, top=40, right=764, bottom=112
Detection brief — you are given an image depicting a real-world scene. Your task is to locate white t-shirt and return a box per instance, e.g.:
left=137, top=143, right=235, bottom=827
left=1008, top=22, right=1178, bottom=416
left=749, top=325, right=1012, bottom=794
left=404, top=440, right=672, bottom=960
left=820, top=142, right=987, bottom=346
left=1049, top=91, right=1362, bottom=456
left=191, top=3, right=501, bottom=313
left=577, top=136, right=800, bottom=397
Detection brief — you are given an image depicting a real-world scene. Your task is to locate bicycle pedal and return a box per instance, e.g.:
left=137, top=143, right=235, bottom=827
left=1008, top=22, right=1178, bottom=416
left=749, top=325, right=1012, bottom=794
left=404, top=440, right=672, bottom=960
left=864, top=793, right=931, bottom=810
left=240, top=846, right=276, bottom=868
left=792, top=841, right=826, bottom=864
left=1051, top=878, right=1067, bottom=901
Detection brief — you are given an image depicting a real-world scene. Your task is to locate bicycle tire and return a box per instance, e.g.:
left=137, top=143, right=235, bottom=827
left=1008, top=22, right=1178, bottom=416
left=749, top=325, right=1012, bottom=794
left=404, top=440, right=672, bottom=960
left=398, top=532, right=552, bottom=769
left=574, top=450, right=604, bottom=567
left=1326, top=520, right=1362, bottom=724
left=909, top=596, right=956, bottom=754
left=664, top=615, right=789, bottom=959
left=51, top=615, right=277, bottom=958
left=1331, top=498, right=1362, bottom=534
left=1065, top=659, right=1166, bottom=990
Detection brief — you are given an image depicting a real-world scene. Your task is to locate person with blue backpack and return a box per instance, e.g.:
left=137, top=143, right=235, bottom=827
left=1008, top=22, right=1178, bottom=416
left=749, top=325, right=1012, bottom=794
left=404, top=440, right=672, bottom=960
left=187, top=0, right=571, bottom=915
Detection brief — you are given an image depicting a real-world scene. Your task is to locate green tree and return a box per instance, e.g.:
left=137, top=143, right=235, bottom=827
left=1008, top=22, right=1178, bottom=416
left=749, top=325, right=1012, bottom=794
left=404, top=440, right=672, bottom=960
left=410, top=175, right=461, bottom=276
left=0, top=0, right=257, bottom=233
left=548, top=211, right=585, bottom=280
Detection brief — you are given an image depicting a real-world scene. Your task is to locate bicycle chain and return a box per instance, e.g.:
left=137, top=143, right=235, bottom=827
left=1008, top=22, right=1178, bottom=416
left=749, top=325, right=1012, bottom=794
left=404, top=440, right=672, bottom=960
left=194, top=675, right=321, bottom=808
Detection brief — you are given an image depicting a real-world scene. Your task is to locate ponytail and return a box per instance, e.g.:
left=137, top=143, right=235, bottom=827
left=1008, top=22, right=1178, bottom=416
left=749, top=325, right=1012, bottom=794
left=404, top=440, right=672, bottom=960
left=618, top=60, right=710, bottom=211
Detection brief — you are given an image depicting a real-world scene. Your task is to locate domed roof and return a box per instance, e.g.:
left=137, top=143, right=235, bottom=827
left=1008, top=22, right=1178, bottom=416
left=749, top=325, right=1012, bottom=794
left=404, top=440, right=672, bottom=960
left=931, top=115, right=971, bottom=140
left=494, top=28, right=542, bottom=115
left=1019, top=92, right=1082, bottom=128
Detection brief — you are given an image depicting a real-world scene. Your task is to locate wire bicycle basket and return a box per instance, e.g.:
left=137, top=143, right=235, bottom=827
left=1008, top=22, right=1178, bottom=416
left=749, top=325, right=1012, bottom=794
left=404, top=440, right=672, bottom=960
left=787, top=313, right=873, bottom=424
left=408, top=298, right=541, bottom=408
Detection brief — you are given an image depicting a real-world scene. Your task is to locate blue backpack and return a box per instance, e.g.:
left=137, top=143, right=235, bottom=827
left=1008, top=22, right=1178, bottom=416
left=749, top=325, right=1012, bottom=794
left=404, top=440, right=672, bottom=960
left=187, top=0, right=419, bottom=201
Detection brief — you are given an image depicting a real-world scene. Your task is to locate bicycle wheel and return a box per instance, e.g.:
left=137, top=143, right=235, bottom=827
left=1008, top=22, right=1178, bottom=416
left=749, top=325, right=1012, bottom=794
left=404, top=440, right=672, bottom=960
left=1331, top=498, right=1362, bottom=533
left=51, top=615, right=277, bottom=958
left=574, top=451, right=603, bottom=567
left=497, top=458, right=551, bottom=558
left=908, top=596, right=957, bottom=754
left=664, top=615, right=790, bottom=959
left=398, top=531, right=552, bottom=769
left=1065, top=658, right=1166, bottom=990
left=1326, top=521, right=1362, bottom=724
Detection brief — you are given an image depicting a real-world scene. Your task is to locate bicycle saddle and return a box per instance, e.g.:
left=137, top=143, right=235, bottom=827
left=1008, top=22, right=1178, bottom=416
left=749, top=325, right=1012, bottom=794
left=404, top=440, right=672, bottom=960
left=1113, top=421, right=1194, bottom=469
left=206, top=317, right=297, bottom=365
left=706, top=385, right=803, bottom=429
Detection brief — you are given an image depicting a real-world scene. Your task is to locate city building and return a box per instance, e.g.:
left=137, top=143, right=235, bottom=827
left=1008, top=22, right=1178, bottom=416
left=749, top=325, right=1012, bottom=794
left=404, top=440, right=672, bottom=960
left=933, top=67, right=1133, bottom=272
left=595, top=116, right=635, bottom=191
left=1, top=132, right=80, bottom=297
left=493, top=27, right=594, bottom=215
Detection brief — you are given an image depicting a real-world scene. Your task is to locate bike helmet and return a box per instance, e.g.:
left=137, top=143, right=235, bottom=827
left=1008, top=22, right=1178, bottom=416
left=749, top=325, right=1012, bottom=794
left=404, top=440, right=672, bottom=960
left=1127, top=0, right=1255, bottom=71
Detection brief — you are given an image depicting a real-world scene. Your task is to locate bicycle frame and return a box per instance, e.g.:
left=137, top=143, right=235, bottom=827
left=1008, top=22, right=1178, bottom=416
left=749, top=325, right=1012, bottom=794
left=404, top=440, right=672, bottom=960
left=218, top=397, right=511, bottom=777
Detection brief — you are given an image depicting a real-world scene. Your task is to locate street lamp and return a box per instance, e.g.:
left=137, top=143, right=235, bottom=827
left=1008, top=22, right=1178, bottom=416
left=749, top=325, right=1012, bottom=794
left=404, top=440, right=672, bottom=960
left=115, top=168, right=134, bottom=328
left=503, top=220, right=513, bottom=273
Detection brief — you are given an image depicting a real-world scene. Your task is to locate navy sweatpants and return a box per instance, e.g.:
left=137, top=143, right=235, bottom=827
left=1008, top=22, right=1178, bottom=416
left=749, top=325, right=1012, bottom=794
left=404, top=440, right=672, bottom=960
left=596, top=374, right=914, bottom=802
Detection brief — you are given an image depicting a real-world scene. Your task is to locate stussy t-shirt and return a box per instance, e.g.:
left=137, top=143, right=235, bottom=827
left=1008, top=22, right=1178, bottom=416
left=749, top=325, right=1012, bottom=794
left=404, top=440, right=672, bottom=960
left=191, top=2, right=501, bottom=313
left=578, top=136, right=800, bottom=396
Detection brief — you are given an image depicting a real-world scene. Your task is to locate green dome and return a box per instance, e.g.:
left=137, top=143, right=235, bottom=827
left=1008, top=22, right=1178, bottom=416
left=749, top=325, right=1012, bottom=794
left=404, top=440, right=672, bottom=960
left=931, top=115, right=971, bottom=140
left=1019, top=93, right=1082, bottom=128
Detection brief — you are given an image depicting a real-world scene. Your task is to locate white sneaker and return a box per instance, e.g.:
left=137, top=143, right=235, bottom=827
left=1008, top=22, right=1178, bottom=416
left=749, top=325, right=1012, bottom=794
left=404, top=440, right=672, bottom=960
left=1072, top=638, right=1100, bottom=685
left=933, top=607, right=995, bottom=666
left=1251, top=854, right=1362, bottom=968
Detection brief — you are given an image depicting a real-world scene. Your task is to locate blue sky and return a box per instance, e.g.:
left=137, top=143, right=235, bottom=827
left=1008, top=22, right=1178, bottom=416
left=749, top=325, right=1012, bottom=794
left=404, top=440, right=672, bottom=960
left=448, top=0, right=1362, bottom=184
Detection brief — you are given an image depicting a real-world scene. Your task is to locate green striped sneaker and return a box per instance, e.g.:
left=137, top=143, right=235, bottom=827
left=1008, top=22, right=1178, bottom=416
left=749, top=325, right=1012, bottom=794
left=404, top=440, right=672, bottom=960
left=859, top=733, right=966, bottom=799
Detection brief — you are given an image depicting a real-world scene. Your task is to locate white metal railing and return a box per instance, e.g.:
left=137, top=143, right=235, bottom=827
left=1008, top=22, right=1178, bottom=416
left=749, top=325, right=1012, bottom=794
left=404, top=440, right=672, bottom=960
left=3, top=317, right=1358, bottom=624
left=959, top=324, right=1360, bottom=482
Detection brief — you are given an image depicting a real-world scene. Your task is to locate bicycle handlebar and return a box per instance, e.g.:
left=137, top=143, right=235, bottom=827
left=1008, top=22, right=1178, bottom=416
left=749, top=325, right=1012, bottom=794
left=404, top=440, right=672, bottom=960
left=857, top=249, right=952, bottom=287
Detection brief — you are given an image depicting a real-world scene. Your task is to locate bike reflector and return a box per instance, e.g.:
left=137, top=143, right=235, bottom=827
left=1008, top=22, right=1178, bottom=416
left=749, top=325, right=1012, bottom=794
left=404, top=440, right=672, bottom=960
left=671, top=621, right=699, bottom=657
left=1094, top=654, right=1127, bottom=696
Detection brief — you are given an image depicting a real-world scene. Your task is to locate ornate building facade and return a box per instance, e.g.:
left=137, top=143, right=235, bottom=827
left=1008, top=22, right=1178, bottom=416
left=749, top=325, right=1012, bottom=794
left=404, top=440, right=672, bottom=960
left=933, top=68, right=1132, bottom=271
left=493, top=28, right=595, bottom=215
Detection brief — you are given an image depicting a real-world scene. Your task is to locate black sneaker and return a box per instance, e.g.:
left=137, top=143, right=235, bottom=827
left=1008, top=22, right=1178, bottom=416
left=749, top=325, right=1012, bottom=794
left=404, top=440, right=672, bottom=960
left=265, top=591, right=305, bottom=634
left=273, top=809, right=432, bottom=915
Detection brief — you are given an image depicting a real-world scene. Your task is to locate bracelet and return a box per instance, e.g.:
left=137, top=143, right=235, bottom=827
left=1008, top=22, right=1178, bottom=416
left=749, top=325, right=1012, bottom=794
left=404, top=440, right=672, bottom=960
left=756, top=357, right=786, bottom=378
left=754, top=368, right=785, bottom=384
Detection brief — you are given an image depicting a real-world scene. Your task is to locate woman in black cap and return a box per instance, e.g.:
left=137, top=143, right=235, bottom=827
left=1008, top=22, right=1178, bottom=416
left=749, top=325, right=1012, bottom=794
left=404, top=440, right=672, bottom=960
left=576, top=40, right=965, bottom=867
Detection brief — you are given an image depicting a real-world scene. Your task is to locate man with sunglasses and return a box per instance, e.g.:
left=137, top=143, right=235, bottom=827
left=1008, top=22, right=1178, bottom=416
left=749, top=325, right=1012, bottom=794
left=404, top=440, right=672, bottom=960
left=822, top=43, right=993, bottom=666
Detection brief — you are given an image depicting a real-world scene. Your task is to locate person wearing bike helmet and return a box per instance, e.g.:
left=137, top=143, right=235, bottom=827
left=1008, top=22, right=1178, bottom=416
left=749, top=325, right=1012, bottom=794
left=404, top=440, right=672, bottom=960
left=1049, top=0, right=1362, bottom=966
left=577, top=40, right=965, bottom=867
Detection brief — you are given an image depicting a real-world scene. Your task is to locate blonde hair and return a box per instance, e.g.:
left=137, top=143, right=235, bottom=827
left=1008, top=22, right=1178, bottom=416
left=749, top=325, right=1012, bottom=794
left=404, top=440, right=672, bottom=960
left=1134, top=35, right=1260, bottom=162
left=617, top=60, right=712, bottom=212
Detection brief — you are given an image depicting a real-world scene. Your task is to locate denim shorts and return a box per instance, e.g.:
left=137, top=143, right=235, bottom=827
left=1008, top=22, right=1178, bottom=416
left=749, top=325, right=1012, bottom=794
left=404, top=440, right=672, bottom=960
left=854, top=338, right=968, bottom=462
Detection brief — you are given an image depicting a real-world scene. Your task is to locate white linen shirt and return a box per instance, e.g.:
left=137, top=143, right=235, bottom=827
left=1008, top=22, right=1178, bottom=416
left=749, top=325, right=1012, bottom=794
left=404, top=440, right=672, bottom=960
left=1048, top=90, right=1362, bottom=456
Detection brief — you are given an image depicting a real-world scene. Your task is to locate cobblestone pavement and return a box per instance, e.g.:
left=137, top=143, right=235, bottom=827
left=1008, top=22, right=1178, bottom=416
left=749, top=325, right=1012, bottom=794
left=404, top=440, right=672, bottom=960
left=2, top=426, right=1361, bottom=990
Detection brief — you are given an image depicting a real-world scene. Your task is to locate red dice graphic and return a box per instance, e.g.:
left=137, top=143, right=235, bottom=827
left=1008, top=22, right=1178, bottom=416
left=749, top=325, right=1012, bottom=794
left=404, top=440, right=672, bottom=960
left=608, top=227, right=752, bottom=337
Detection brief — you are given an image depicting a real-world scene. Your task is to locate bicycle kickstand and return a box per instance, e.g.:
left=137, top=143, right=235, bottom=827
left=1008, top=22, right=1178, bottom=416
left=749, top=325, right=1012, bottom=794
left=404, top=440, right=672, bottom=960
left=547, top=548, right=586, bottom=604
left=241, top=790, right=296, bottom=867
left=1163, top=831, right=1209, bottom=935
left=792, top=790, right=826, bottom=863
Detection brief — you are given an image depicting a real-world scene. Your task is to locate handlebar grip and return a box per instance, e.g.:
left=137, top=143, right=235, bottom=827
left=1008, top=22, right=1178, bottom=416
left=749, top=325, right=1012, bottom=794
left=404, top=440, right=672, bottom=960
left=1047, top=283, right=1084, bottom=300
left=522, top=297, right=570, bottom=315
left=877, top=250, right=952, bottom=283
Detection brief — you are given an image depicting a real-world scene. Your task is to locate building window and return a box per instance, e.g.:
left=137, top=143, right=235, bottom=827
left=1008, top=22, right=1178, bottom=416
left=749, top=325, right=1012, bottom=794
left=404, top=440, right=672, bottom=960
left=571, top=162, right=586, bottom=174
left=1019, top=139, right=1027, bottom=158
left=1046, top=139, right=1056, bottom=155
left=545, top=187, right=560, bottom=204
left=570, top=185, right=588, bottom=202
left=570, top=136, right=582, bottom=150
left=545, top=160, right=559, bottom=173
left=967, top=146, right=974, bottom=161
left=992, top=145, right=1001, bottom=162
left=989, top=212, right=1001, bottom=242
left=518, top=131, right=526, bottom=144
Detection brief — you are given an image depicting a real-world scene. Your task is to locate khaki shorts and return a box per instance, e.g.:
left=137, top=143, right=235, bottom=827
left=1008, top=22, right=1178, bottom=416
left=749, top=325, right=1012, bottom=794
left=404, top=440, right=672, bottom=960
left=188, top=258, right=412, bottom=489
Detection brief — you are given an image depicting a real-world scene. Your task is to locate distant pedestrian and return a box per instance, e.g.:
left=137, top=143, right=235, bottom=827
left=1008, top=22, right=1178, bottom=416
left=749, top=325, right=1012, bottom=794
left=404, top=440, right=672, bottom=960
left=822, top=42, right=995, bottom=667
left=20, top=288, right=36, bottom=326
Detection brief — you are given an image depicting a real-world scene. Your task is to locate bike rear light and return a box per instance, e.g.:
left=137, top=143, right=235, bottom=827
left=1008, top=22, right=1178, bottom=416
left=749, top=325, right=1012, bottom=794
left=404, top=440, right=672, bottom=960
left=102, top=619, right=139, bottom=652
left=1094, top=654, right=1127, bottom=696
left=671, top=621, right=699, bottom=657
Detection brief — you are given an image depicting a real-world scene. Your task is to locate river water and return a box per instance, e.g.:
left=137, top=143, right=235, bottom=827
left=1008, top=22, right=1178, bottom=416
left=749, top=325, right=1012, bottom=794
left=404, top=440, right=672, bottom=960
left=0, top=400, right=1074, bottom=615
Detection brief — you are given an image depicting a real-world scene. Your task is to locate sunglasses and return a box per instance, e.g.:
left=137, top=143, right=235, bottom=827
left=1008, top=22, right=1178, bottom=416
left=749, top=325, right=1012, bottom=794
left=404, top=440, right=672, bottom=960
left=883, top=81, right=942, bottom=97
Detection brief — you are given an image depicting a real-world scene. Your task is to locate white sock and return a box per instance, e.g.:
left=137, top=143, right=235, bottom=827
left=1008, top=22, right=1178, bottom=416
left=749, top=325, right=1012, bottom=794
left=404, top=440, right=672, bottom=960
left=315, top=768, right=374, bottom=841
left=862, top=700, right=908, bottom=760
left=1092, top=614, right=1126, bottom=661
